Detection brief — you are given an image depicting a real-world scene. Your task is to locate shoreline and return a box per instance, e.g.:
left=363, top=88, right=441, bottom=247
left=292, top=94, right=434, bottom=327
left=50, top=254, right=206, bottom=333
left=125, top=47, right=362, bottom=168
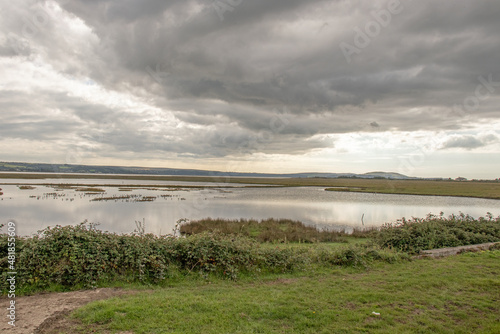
left=1, top=172, right=499, bottom=200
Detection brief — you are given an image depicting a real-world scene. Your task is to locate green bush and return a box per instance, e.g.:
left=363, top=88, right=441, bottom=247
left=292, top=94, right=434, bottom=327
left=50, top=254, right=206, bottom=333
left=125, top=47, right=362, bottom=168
left=257, top=247, right=310, bottom=273
left=311, top=245, right=410, bottom=269
left=164, top=232, right=260, bottom=280
left=8, top=223, right=170, bottom=289
left=0, top=220, right=410, bottom=293
left=374, top=213, right=500, bottom=254
left=0, top=222, right=310, bottom=291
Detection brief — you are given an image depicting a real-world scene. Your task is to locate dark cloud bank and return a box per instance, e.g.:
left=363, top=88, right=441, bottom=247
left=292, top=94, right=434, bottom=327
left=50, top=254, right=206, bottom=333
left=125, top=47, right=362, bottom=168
left=1, top=0, right=499, bottom=170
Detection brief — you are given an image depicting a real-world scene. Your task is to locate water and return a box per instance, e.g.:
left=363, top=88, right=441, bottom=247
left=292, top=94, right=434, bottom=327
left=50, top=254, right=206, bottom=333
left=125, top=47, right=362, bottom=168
left=1, top=179, right=498, bottom=236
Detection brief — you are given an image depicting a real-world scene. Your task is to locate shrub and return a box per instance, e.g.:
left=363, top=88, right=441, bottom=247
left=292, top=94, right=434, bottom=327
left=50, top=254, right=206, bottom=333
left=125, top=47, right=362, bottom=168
left=165, top=232, right=259, bottom=280
left=374, top=213, right=500, bottom=254
left=311, top=245, right=410, bottom=269
left=0, top=219, right=411, bottom=293
left=1, top=222, right=318, bottom=291
left=257, top=247, right=310, bottom=273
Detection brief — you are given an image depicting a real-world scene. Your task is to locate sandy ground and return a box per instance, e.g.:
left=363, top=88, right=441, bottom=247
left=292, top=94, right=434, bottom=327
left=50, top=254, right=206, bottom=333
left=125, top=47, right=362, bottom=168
left=0, top=288, right=134, bottom=334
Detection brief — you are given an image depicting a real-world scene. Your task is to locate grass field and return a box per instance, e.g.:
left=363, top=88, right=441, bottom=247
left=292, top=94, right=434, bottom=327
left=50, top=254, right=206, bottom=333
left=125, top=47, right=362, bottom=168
left=1, top=172, right=499, bottom=199
left=70, top=250, right=500, bottom=334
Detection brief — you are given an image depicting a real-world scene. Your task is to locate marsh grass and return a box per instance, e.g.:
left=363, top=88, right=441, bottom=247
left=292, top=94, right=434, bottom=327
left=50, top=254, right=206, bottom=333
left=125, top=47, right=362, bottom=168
left=17, top=185, right=36, bottom=190
left=2, top=173, right=499, bottom=198
left=180, top=218, right=374, bottom=243
left=74, top=187, right=105, bottom=192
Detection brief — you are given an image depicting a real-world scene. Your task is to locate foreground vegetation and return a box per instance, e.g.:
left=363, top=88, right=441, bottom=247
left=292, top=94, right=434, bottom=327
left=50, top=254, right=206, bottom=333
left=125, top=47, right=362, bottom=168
left=375, top=212, right=500, bottom=254
left=70, top=250, right=500, bottom=333
left=1, top=215, right=499, bottom=332
left=1, top=214, right=499, bottom=295
left=0, top=222, right=406, bottom=294
left=2, top=172, right=500, bottom=199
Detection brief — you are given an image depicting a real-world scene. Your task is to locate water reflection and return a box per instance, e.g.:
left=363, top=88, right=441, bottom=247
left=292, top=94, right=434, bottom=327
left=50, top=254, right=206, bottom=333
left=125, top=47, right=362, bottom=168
left=0, top=181, right=498, bottom=236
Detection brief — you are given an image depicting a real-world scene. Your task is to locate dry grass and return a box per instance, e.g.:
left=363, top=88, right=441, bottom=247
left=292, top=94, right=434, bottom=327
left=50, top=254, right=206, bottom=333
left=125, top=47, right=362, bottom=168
left=180, top=218, right=374, bottom=243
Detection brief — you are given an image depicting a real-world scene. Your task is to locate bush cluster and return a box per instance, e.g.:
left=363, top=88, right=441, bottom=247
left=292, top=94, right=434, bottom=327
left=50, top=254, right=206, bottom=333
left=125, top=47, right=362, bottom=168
left=0, top=222, right=328, bottom=292
left=311, top=245, right=411, bottom=269
left=0, top=220, right=410, bottom=293
left=374, top=212, right=500, bottom=254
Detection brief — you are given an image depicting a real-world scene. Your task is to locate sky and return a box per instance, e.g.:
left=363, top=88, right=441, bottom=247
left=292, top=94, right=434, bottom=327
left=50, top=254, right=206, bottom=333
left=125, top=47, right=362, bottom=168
left=0, top=0, right=499, bottom=179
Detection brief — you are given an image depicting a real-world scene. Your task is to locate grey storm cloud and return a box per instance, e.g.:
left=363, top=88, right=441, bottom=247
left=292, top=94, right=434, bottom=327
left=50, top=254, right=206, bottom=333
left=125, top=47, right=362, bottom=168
left=441, top=134, right=499, bottom=150
left=1, top=0, right=500, bottom=160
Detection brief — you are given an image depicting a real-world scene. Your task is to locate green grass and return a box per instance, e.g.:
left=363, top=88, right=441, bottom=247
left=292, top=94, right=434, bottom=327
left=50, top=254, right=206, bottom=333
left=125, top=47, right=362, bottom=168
left=72, top=250, right=500, bottom=333
left=1, top=164, right=25, bottom=169
left=259, top=239, right=370, bottom=251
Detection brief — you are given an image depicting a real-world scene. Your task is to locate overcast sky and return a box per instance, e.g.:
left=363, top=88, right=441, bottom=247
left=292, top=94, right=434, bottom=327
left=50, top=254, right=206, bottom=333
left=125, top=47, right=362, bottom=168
left=1, top=0, right=499, bottom=179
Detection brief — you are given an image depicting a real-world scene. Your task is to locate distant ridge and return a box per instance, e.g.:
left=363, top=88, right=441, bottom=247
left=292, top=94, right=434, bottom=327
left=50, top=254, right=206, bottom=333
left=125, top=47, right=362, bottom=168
left=0, top=161, right=416, bottom=180
left=362, top=171, right=414, bottom=180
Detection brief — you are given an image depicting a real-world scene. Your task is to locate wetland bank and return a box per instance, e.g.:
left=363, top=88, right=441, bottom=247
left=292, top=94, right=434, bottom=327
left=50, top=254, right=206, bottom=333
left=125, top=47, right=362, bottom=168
left=1, top=173, right=499, bottom=236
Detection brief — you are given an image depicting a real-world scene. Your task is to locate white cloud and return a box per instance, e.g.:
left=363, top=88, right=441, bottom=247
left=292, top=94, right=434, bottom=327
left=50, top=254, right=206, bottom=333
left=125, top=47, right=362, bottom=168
left=441, top=133, right=499, bottom=150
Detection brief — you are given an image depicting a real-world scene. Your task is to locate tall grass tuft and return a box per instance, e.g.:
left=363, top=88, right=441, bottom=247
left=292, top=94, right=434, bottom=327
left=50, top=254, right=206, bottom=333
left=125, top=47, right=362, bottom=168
left=180, top=218, right=373, bottom=242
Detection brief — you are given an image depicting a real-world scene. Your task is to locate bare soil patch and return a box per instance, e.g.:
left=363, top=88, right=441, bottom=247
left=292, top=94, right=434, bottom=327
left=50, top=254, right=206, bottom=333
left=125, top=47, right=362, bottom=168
left=1, top=288, right=135, bottom=334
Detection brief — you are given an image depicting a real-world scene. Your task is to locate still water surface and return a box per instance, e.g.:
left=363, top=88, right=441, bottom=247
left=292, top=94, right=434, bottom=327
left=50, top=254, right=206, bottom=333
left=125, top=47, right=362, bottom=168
left=1, top=178, right=498, bottom=235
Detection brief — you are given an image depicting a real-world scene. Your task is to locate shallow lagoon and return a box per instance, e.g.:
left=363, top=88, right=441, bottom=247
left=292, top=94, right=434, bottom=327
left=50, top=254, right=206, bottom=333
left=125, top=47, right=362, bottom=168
left=0, top=178, right=498, bottom=236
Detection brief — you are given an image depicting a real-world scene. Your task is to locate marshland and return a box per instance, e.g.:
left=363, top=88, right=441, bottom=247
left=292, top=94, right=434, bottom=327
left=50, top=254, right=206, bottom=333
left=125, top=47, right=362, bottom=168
left=1, top=173, right=499, bottom=236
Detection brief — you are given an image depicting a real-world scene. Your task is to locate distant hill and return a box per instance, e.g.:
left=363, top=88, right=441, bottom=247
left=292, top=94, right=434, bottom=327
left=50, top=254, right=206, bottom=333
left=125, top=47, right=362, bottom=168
left=0, top=161, right=416, bottom=180
left=362, top=171, right=415, bottom=180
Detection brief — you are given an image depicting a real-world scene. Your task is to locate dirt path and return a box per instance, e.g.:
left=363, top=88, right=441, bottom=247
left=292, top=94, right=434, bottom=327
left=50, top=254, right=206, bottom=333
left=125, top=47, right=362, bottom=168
left=1, top=288, right=135, bottom=334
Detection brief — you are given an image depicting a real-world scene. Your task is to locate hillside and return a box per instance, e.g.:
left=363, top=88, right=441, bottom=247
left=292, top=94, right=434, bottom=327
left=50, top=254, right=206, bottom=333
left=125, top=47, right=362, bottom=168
left=0, top=161, right=414, bottom=180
